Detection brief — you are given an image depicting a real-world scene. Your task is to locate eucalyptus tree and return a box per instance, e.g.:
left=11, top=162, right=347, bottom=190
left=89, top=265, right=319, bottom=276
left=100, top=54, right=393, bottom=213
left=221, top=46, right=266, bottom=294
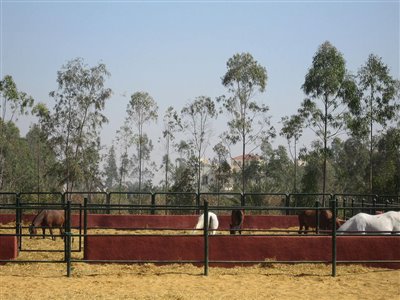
left=330, top=137, right=369, bottom=194
left=0, top=75, right=34, bottom=122
left=131, top=133, right=156, bottom=191
left=280, top=114, right=304, bottom=192
left=349, top=54, right=399, bottom=193
left=372, top=127, right=400, bottom=195
left=0, top=120, right=29, bottom=190
left=41, top=58, right=112, bottom=192
left=104, top=145, right=119, bottom=191
left=0, top=75, right=34, bottom=190
left=25, top=123, right=59, bottom=193
left=219, top=52, right=274, bottom=193
left=261, top=144, right=293, bottom=193
left=125, top=91, right=158, bottom=192
left=210, top=142, right=231, bottom=194
left=300, top=41, right=359, bottom=195
left=115, top=121, right=134, bottom=192
left=160, top=106, right=179, bottom=191
left=178, top=96, right=217, bottom=194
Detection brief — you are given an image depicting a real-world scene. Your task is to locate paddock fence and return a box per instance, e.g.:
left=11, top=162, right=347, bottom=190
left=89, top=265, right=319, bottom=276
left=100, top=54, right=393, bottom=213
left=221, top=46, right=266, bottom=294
left=0, top=192, right=399, bottom=277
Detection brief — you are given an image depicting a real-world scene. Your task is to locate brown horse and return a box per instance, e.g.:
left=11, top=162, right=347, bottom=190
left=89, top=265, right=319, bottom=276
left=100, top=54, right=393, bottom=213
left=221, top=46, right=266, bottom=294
left=29, top=210, right=65, bottom=241
left=298, top=209, right=343, bottom=234
left=230, top=209, right=245, bottom=235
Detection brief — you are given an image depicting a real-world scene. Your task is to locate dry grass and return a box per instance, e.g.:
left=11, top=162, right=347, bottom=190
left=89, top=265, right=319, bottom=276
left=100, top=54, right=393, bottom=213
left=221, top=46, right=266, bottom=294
left=1, top=222, right=399, bottom=299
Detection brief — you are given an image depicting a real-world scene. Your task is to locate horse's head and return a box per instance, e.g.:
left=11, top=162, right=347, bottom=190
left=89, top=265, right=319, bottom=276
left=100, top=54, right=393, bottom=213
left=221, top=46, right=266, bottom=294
left=230, top=224, right=240, bottom=235
left=28, top=224, right=37, bottom=238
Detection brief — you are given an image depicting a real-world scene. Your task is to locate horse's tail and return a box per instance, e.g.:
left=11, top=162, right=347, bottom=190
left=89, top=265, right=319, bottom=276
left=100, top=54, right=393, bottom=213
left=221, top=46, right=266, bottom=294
left=209, top=215, right=213, bottom=231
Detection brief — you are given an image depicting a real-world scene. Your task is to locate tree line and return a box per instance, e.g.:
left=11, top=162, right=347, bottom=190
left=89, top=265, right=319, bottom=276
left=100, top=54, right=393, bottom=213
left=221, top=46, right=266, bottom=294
left=0, top=41, right=399, bottom=197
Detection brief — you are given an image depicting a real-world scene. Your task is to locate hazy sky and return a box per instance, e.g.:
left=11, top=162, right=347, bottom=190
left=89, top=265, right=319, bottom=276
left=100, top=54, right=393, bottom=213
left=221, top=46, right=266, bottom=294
left=1, top=1, right=399, bottom=181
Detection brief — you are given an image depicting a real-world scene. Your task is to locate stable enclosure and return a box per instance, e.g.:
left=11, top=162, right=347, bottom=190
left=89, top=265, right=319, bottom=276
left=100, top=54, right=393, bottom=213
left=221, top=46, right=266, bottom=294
left=0, top=192, right=399, bottom=277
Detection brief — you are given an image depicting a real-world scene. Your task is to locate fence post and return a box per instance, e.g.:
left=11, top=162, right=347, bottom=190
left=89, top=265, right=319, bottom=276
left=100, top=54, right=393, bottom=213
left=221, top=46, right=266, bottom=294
left=331, top=195, right=337, bottom=277
left=285, top=194, right=290, bottom=215
left=83, top=197, right=88, bottom=238
left=241, top=193, right=245, bottom=207
left=315, top=201, right=320, bottom=234
left=106, top=193, right=111, bottom=215
left=15, top=193, right=21, bottom=251
left=203, top=200, right=209, bottom=276
left=351, top=198, right=354, bottom=216
left=151, top=193, right=156, bottom=215
left=66, top=200, right=72, bottom=277
left=196, top=193, right=200, bottom=215
left=343, top=198, right=347, bottom=220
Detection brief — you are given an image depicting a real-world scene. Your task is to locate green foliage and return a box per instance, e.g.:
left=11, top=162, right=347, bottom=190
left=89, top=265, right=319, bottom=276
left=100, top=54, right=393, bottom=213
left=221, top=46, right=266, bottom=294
left=115, top=120, right=134, bottom=191
left=280, top=114, right=304, bottom=192
left=179, top=96, right=217, bottom=193
left=299, top=142, right=324, bottom=194
left=330, top=137, right=369, bottom=194
left=300, top=41, right=359, bottom=195
left=0, top=75, right=35, bottom=190
left=159, top=107, right=180, bottom=190
left=372, top=128, right=400, bottom=195
left=208, top=142, right=231, bottom=193
left=0, top=75, right=34, bottom=122
left=104, top=145, right=119, bottom=190
left=220, top=52, right=274, bottom=192
left=42, top=58, right=112, bottom=192
left=348, top=54, right=399, bottom=192
left=25, top=124, right=59, bottom=192
left=126, top=91, right=158, bottom=192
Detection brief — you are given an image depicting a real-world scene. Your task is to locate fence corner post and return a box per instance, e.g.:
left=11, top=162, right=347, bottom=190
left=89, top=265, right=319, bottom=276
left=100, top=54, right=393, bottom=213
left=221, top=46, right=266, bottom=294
left=66, top=199, right=72, bottom=277
left=151, top=193, right=156, bottom=215
left=15, top=193, right=21, bottom=252
left=331, top=195, right=337, bottom=277
left=315, top=200, right=320, bottom=234
left=203, top=200, right=209, bottom=276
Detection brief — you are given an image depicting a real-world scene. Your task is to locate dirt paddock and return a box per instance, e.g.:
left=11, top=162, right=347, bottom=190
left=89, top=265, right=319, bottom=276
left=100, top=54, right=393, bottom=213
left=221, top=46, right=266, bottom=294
left=1, top=223, right=400, bottom=299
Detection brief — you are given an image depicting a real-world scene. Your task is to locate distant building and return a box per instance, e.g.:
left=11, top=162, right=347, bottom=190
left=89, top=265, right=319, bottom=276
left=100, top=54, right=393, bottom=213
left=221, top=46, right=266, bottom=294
left=230, top=154, right=262, bottom=171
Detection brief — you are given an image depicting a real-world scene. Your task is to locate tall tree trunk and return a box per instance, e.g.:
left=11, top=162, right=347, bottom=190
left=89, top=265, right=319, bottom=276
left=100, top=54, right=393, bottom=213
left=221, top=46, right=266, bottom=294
left=369, top=89, right=374, bottom=194
left=322, top=95, right=328, bottom=203
left=242, top=126, right=246, bottom=194
left=165, top=135, right=169, bottom=191
left=294, top=139, right=297, bottom=192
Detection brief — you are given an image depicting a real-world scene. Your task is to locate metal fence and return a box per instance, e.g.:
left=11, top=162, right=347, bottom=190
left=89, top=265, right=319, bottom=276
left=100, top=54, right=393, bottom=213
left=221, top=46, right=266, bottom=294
left=0, top=192, right=399, bottom=278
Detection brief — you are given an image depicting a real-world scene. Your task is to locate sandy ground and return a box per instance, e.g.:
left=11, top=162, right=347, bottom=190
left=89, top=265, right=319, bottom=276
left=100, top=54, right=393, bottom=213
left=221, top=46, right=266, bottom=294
left=1, top=262, right=399, bottom=300
left=1, top=223, right=399, bottom=299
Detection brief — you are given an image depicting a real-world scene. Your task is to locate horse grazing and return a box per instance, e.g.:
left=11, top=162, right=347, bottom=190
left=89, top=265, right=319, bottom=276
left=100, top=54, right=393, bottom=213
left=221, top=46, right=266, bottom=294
left=230, top=209, right=245, bottom=235
left=337, top=211, right=400, bottom=234
left=193, top=212, right=219, bottom=235
left=29, top=210, right=65, bottom=241
left=298, top=209, right=342, bottom=234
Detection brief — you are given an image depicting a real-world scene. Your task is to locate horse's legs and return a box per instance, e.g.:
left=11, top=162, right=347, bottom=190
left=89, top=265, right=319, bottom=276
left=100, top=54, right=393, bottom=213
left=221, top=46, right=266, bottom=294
left=298, top=224, right=303, bottom=234
left=304, top=225, right=309, bottom=234
left=42, top=227, right=46, bottom=239
left=60, top=227, right=65, bottom=240
left=49, top=227, right=55, bottom=241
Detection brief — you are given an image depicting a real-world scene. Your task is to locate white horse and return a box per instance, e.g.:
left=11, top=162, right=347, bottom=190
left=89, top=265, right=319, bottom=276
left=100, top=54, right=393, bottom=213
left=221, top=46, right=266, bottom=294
left=193, top=212, right=219, bottom=235
left=337, top=211, right=400, bottom=234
